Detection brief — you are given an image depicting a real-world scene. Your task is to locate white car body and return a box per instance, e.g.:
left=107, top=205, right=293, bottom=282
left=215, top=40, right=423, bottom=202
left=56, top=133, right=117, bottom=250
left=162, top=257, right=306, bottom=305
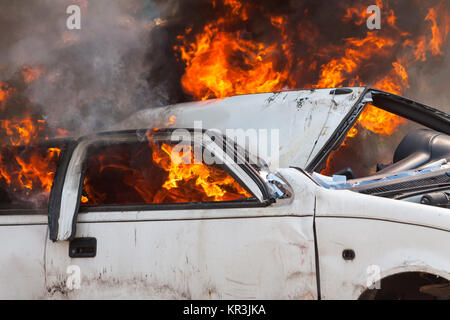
left=1, top=88, right=449, bottom=299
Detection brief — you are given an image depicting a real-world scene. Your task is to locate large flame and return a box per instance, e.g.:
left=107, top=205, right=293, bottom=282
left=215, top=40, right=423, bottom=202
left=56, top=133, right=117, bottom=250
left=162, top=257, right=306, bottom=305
left=0, top=66, right=65, bottom=208
left=174, top=0, right=449, bottom=175
left=81, top=138, right=251, bottom=206
left=174, top=1, right=449, bottom=132
left=174, top=21, right=291, bottom=101
left=1, top=118, right=46, bottom=146
left=0, top=116, right=61, bottom=202
left=0, top=146, right=61, bottom=195
left=174, top=1, right=293, bottom=101
left=150, top=141, right=251, bottom=202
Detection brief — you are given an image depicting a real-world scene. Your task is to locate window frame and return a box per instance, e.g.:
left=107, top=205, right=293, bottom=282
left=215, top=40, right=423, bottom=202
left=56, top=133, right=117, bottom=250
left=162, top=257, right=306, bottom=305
left=306, top=88, right=450, bottom=173
left=49, top=129, right=273, bottom=241
left=78, top=132, right=266, bottom=212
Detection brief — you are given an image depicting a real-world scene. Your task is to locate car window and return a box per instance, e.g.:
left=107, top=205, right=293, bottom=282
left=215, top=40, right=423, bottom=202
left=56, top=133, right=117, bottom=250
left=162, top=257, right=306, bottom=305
left=80, top=138, right=254, bottom=207
left=318, top=103, right=429, bottom=179
left=0, top=142, right=64, bottom=212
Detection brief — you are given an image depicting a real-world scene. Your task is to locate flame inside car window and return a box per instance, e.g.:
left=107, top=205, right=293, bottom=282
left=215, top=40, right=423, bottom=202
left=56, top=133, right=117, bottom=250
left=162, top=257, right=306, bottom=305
left=81, top=139, right=252, bottom=206
left=319, top=104, right=430, bottom=178
left=0, top=143, right=63, bottom=210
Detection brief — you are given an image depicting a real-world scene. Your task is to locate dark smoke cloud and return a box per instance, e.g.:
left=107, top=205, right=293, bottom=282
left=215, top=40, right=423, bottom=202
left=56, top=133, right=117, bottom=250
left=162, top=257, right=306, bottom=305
left=0, top=0, right=164, bottom=136
left=407, top=39, right=450, bottom=111
left=147, top=0, right=450, bottom=111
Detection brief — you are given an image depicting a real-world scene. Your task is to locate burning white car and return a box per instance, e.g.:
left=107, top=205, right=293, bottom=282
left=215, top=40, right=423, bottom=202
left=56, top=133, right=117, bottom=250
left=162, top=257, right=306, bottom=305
left=0, top=87, right=449, bottom=299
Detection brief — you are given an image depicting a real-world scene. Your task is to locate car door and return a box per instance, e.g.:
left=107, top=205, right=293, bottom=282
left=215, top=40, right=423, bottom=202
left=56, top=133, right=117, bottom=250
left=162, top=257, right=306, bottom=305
left=44, top=129, right=318, bottom=299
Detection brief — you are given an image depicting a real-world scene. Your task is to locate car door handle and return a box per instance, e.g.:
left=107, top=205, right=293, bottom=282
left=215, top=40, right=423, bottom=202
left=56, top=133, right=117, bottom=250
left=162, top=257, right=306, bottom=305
left=69, top=237, right=97, bottom=258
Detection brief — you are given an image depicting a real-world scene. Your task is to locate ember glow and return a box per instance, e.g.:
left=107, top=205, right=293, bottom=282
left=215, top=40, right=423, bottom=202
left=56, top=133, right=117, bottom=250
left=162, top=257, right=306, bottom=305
left=0, top=82, right=13, bottom=112
left=21, top=66, right=43, bottom=84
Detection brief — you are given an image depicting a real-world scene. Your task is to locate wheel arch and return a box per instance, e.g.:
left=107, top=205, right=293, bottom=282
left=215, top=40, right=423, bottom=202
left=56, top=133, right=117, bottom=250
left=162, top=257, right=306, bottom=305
left=358, top=267, right=450, bottom=300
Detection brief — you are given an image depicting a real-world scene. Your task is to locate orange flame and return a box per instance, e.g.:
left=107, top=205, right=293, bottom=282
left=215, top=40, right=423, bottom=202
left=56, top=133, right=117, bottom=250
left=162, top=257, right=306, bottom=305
left=168, top=115, right=176, bottom=125
left=174, top=0, right=448, bottom=140
left=426, top=6, right=450, bottom=56
left=357, top=104, right=407, bottom=136
left=174, top=20, right=290, bottom=100
left=172, top=0, right=449, bottom=179
left=315, top=1, right=447, bottom=139
left=151, top=141, right=251, bottom=202
left=0, top=118, right=45, bottom=146
left=0, top=146, right=61, bottom=199
left=174, top=3, right=293, bottom=101
left=21, top=66, right=43, bottom=84
left=14, top=147, right=60, bottom=192
left=223, top=0, right=248, bottom=20
left=314, top=34, right=396, bottom=89
left=0, top=74, right=66, bottom=207
left=81, top=140, right=251, bottom=205
left=0, top=82, right=12, bottom=112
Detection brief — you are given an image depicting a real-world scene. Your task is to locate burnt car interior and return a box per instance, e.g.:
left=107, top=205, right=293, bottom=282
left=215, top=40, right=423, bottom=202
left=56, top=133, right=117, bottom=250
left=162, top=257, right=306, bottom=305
left=311, top=89, right=450, bottom=208
left=79, top=138, right=254, bottom=207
